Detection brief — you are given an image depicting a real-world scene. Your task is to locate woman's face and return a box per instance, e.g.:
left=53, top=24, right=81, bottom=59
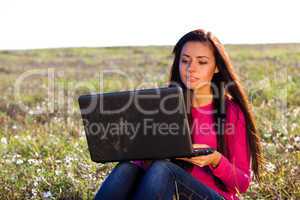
left=179, top=41, right=218, bottom=90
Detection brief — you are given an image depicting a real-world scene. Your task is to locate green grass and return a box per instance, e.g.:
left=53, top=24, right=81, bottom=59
left=0, top=44, right=299, bottom=199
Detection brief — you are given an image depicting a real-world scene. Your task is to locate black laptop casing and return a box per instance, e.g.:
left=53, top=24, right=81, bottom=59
left=78, top=86, right=194, bottom=163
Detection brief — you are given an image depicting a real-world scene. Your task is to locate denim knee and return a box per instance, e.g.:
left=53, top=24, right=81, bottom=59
left=150, top=160, right=172, bottom=170
left=146, top=160, right=174, bottom=180
left=131, top=160, right=175, bottom=200
left=102, top=161, right=140, bottom=182
left=94, top=161, right=143, bottom=200
left=115, top=161, right=139, bottom=172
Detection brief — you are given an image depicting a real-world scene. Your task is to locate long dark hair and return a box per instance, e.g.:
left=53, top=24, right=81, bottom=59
left=168, top=29, right=264, bottom=182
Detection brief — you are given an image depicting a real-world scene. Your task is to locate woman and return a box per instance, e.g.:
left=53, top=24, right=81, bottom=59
left=94, top=29, right=264, bottom=200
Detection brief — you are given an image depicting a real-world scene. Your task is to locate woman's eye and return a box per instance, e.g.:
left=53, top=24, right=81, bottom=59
left=199, top=61, right=207, bottom=65
left=181, top=60, right=188, bottom=63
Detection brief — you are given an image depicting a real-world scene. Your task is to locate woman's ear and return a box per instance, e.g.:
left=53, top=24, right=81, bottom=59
left=214, top=66, right=219, bottom=73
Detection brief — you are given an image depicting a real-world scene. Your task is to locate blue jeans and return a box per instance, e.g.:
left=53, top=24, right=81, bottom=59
left=94, top=160, right=225, bottom=200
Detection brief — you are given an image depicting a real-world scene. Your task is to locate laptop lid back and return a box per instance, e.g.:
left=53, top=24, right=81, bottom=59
left=78, top=86, right=193, bottom=163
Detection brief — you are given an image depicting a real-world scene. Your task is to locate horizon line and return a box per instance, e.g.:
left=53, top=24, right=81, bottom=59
left=0, top=42, right=299, bottom=52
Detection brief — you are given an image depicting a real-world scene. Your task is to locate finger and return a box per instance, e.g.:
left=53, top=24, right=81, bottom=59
left=175, top=157, right=189, bottom=160
left=179, top=158, right=196, bottom=165
left=183, top=159, right=204, bottom=167
left=192, top=161, right=203, bottom=167
left=194, top=154, right=211, bottom=159
left=189, top=156, right=207, bottom=161
left=192, top=144, right=210, bottom=148
left=195, top=161, right=206, bottom=167
left=175, top=158, right=190, bottom=162
left=189, top=158, right=209, bottom=167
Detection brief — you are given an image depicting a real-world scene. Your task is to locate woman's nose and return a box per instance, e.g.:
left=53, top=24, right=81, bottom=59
left=187, top=62, right=197, bottom=73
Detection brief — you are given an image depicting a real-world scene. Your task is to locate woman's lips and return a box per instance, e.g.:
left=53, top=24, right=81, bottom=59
left=187, top=76, right=199, bottom=81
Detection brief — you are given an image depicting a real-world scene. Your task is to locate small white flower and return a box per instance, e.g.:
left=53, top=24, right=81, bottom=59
left=64, top=155, right=77, bottom=165
left=31, top=188, right=37, bottom=197
left=1, top=137, right=7, bottom=145
left=266, top=162, right=276, bottom=173
left=33, top=180, right=39, bottom=187
left=67, top=172, right=73, bottom=178
left=28, top=159, right=35, bottom=164
left=80, top=130, right=85, bottom=136
left=285, top=144, right=294, bottom=152
left=16, top=159, right=24, bottom=165
left=55, top=170, right=62, bottom=176
left=35, top=176, right=43, bottom=182
left=28, top=159, right=41, bottom=165
left=42, top=191, right=52, bottom=199
left=291, top=166, right=298, bottom=175
left=282, top=136, right=287, bottom=141
left=12, top=125, right=17, bottom=129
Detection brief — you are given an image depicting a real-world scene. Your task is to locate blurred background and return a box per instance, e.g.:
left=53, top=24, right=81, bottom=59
left=0, top=0, right=299, bottom=199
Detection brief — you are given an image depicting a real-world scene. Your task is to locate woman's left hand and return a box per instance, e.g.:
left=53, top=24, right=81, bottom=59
left=175, top=144, right=222, bottom=168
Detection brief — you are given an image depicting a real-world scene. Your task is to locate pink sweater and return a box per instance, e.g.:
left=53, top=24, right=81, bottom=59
left=131, top=98, right=251, bottom=200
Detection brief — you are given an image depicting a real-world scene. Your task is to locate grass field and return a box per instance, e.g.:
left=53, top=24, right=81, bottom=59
left=0, top=44, right=299, bottom=199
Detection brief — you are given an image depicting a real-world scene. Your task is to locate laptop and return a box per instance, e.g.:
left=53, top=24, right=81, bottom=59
left=78, top=86, right=213, bottom=163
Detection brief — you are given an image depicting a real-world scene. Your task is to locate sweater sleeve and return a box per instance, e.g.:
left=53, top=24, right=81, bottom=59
left=208, top=106, right=251, bottom=193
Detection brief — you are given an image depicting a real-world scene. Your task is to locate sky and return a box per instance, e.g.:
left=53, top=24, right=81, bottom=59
left=0, top=0, right=299, bottom=50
